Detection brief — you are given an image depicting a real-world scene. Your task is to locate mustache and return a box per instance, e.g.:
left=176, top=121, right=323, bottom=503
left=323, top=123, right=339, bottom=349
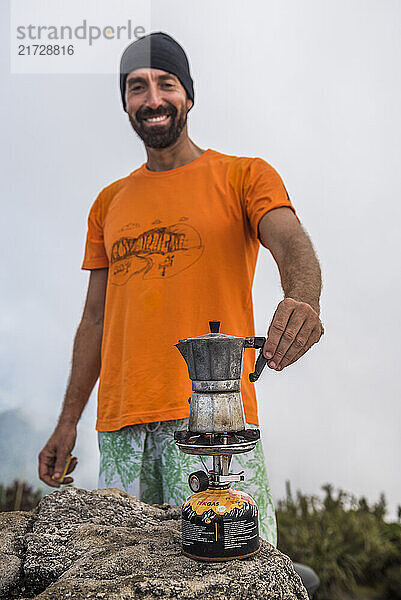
left=136, top=104, right=177, bottom=121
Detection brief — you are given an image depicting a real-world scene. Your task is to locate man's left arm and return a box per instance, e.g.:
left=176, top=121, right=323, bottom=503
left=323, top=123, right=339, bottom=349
left=258, top=207, right=323, bottom=371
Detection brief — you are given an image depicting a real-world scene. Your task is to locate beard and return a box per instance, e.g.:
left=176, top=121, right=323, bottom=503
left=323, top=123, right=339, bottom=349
left=128, top=102, right=188, bottom=149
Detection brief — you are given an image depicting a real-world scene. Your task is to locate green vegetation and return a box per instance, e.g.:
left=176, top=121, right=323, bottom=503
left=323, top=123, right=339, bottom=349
left=0, top=480, right=42, bottom=512
left=277, top=482, right=401, bottom=600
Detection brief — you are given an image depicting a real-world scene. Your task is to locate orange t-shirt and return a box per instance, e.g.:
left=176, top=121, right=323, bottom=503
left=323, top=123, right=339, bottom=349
left=82, top=148, right=296, bottom=431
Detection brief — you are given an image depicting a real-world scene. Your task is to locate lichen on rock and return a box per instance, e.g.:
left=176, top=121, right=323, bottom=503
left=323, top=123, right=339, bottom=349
left=0, top=487, right=308, bottom=599
left=0, top=510, right=35, bottom=599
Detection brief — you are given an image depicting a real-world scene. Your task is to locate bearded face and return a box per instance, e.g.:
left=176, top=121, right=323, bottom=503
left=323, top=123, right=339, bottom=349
left=125, top=69, right=191, bottom=149
left=128, top=100, right=189, bottom=149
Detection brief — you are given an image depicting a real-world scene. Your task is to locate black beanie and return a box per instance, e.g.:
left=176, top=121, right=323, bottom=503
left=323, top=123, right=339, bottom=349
left=119, top=32, right=194, bottom=112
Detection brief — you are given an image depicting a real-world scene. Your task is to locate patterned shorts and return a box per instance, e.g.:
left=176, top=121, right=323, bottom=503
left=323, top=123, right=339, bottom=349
left=98, top=417, right=277, bottom=546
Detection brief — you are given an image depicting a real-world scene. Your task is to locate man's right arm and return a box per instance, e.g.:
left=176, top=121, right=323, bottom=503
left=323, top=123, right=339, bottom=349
left=38, top=268, right=108, bottom=487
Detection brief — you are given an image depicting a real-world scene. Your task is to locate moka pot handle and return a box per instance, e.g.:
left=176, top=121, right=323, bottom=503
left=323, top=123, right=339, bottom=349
left=245, top=337, right=268, bottom=382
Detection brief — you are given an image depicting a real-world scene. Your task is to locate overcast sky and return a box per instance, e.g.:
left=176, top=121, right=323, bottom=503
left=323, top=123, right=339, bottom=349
left=1, top=0, right=400, bottom=518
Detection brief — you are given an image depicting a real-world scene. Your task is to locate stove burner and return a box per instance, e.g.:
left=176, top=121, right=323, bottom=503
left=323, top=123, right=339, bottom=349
left=174, top=428, right=260, bottom=456
left=174, top=428, right=260, bottom=445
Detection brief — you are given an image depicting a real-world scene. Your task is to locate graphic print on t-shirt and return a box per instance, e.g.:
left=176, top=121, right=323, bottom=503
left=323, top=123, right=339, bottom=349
left=110, top=221, right=204, bottom=285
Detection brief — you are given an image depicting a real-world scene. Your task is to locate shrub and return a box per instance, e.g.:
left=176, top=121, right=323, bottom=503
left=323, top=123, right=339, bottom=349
left=0, top=480, right=42, bottom=512
left=277, top=482, right=401, bottom=600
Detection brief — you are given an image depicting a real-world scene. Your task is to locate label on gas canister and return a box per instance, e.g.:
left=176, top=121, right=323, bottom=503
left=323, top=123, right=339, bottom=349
left=181, top=487, right=259, bottom=560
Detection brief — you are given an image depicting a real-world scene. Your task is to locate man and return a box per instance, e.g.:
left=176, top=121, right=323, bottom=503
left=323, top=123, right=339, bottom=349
left=39, top=32, right=321, bottom=597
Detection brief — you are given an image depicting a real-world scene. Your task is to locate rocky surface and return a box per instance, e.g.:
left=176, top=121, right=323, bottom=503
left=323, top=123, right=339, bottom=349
left=0, top=487, right=308, bottom=599
left=0, top=511, right=34, bottom=599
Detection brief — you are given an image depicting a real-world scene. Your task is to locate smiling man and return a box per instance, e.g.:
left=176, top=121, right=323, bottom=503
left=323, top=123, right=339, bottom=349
left=39, top=30, right=321, bottom=598
left=126, top=71, right=189, bottom=148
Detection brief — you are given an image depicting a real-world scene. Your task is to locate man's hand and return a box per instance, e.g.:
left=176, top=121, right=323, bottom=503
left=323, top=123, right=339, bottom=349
left=263, top=298, right=323, bottom=371
left=38, top=269, right=107, bottom=488
left=258, top=208, right=323, bottom=371
left=38, top=425, right=78, bottom=487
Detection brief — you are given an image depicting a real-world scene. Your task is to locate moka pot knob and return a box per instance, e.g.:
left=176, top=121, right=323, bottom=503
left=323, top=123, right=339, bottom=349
left=209, top=320, right=220, bottom=333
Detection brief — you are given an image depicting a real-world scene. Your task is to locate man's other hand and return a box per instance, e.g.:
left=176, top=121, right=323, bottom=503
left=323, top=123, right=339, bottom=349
left=38, top=425, right=78, bottom=487
left=263, top=298, right=323, bottom=371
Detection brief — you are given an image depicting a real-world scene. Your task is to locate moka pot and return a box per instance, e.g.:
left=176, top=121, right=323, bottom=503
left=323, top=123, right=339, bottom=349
left=175, top=321, right=268, bottom=434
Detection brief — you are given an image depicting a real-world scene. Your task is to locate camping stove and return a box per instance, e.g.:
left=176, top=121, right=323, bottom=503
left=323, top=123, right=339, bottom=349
left=174, top=321, right=268, bottom=561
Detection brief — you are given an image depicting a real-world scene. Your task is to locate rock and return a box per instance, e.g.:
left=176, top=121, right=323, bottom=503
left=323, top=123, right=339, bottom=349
left=0, top=553, right=23, bottom=599
left=0, top=510, right=34, bottom=598
left=1, top=487, right=308, bottom=599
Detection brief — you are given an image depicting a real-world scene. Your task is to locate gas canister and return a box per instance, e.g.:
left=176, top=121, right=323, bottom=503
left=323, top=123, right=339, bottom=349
left=182, top=487, right=260, bottom=561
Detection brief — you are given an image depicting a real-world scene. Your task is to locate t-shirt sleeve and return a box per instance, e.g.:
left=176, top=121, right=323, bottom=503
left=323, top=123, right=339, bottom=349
left=81, top=192, right=109, bottom=270
left=243, top=157, right=298, bottom=238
